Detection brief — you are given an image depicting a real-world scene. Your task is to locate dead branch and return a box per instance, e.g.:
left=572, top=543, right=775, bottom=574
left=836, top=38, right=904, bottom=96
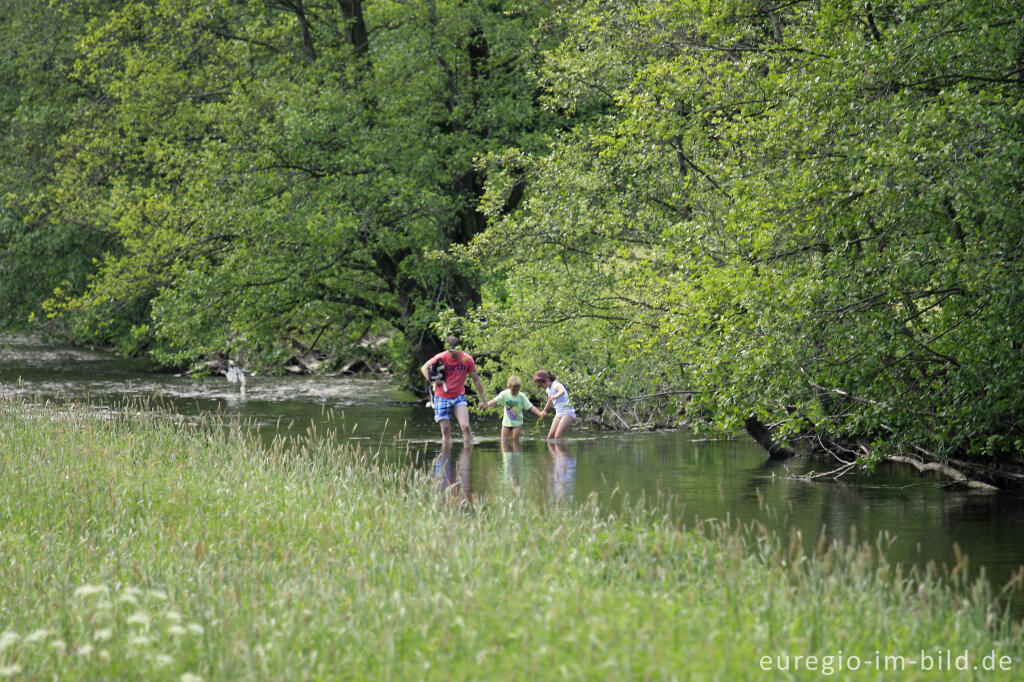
left=885, top=454, right=999, bottom=491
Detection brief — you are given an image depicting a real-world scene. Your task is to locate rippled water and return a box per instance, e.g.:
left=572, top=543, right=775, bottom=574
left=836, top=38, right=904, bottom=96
left=3, top=333, right=1023, bottom=609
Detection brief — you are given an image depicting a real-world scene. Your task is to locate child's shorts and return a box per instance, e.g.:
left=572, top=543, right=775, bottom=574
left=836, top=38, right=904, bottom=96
left=432, top=394, right=468, bottom=422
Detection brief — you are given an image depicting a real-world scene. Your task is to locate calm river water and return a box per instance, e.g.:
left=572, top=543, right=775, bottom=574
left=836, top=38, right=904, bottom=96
left=3, top=334, right=1023, bottom=607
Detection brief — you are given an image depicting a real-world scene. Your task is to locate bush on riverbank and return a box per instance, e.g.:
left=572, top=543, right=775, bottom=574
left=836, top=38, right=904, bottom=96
left=1, top=399, right=1021, bottom=680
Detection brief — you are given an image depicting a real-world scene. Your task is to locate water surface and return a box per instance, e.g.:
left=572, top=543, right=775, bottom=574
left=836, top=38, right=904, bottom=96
left=3, top=334, right=1022, bottom=609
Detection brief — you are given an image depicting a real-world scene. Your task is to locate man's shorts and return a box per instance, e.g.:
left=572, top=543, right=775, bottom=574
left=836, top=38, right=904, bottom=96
left=432, top=394, right=468, bottom=422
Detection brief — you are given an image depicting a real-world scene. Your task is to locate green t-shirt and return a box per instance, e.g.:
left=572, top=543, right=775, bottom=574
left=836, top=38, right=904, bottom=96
left=494, top=389, right=534, bottom=427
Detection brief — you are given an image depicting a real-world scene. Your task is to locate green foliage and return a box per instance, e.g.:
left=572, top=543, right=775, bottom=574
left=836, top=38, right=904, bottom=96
left=464, top=0, right=1024, bottom=458
left=0, top=0, right=118, bottom=331
left=2, top=0, right=1023, bottom=462
left=11, top=0, right=553, bottom=377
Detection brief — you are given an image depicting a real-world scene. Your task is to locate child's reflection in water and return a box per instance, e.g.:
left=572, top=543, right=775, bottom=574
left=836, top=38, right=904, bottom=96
left=548, top=440, right=576, bottom=504
left=500, top=437, right=523, bottom=488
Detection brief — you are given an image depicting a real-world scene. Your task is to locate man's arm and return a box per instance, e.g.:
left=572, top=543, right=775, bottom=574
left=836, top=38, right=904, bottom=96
left=470, top=370, right=487, bottom=406
left=420, top=360, right=432, bottom=382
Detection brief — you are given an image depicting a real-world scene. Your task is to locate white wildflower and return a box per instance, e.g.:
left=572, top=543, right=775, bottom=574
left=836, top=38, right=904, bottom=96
left=129, top=635, right=152, bottom=647
left=0, top=632, right=18, bottom=652
left=93, top=628, right=113, bottom=642
left=0, top=664, right=23, bottom=677
left=126, top=611, right=151, bottom=627
left=50, top=638, right=67, bottom=652
left=73, top=584, right=110, bottom=599
left=76, top=643, right=95, bottom=657
left=119, top=586, right=141, bottom=605
left=167, top=625, right=187, bottom=637
left=24, top=628, right=52, bottom=643
left=164, top=610, right=182, bottom=623
left=154, top=653, right=173, bottom=667
left=147, top=589, right=168, bottom=601
left=186, top=623, right=204, bottom=635
left=180, top=674, right=204, bottom=682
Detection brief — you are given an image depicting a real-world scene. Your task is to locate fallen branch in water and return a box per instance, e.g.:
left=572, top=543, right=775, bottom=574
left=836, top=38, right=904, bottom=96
left=792, top=460, right=858, bottom=482
left=942, top=455, right=1024, bottom=485
left=885, top=454, right=999, bottom=491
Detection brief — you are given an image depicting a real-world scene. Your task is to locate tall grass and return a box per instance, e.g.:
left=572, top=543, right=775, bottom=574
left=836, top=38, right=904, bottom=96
left=1, top=398, right=1021, bottom=680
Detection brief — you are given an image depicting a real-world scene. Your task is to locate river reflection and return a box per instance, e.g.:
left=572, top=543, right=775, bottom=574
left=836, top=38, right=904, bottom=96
left=547, top=441, right=577, bottom=505
left=432, top=441, right=473, bottom=508
left=408, top=433, right=1024, bottom=614
left=3, top=333, right=1024, bottom=613
left=500, top=439, right=524, bottom=489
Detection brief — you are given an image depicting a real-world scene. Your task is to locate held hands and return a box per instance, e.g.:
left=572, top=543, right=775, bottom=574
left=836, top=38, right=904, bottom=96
left=472, top=398, right=494, bottom=414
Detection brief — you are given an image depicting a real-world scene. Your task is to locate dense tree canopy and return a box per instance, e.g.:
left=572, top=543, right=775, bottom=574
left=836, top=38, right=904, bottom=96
left=462, top=0, right=1024, bottom=465
left=15, top=0, right=553, bottom=373
left=1, top=0, right=1022, bottom=470
left=0, top=0, right=119, bottom=330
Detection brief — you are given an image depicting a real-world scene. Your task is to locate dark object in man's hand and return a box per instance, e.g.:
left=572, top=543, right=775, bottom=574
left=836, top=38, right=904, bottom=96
left=428, top=359, right=448, bottom=392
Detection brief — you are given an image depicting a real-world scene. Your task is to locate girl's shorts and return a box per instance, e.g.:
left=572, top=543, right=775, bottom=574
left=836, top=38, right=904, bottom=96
left=433, top=394, right=468, bottom=422
left=555, top=405, right=576, bottom=419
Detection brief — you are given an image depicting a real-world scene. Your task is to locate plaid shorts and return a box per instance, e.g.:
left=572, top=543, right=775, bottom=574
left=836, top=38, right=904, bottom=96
left=432, top=394, right=468, bottom=422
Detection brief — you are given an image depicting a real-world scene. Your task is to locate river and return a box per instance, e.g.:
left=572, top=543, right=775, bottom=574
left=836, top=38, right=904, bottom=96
left=2, top=333, right=1023, bottom=609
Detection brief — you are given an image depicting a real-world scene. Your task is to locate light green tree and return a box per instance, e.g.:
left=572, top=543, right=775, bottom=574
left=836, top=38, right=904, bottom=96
left=40, top=0, right=553, bottom=379
left=465, top=0, right=1024, bottom=468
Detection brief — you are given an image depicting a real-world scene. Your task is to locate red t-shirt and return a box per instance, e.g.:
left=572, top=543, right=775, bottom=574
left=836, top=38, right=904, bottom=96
left=427, top=350, right=476, bottom=399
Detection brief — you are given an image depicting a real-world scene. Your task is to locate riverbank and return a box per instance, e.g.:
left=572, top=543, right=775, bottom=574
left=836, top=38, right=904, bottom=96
left=12, top=330, right=1020, bottom=495
left=1, top=399, right=1022, bottom=680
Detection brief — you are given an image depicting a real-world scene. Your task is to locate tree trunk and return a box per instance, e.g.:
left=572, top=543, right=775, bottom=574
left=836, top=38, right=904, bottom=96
left=337, top=0, right=368, bottom=55
left=745, top=417, right=796, bottom=460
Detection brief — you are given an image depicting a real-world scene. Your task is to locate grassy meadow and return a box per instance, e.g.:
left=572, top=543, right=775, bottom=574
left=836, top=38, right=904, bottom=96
left=1, top=398, right=1022, bottom=680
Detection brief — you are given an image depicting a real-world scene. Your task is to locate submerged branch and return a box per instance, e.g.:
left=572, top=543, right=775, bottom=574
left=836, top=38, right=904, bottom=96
left=885, top=454, right=999, bottom=491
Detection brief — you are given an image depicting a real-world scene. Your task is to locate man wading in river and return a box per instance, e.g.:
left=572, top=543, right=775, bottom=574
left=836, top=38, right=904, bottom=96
left=420, top=336, right=488, bottom=443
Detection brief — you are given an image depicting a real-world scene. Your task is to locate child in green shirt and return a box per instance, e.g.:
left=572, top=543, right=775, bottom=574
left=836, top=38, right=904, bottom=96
left=485, top=374, right=544, bottom=443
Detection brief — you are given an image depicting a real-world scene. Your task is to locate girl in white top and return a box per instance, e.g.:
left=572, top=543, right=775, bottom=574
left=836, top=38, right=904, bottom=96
left=533, top=370, right=576, bottom=439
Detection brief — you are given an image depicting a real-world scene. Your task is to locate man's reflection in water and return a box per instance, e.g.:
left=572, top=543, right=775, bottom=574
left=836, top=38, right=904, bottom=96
left=548, top=440, right=576, bottom=504
left=432, top=440, right=473, bottom=508
left=500, top=437, right=523, bottom=488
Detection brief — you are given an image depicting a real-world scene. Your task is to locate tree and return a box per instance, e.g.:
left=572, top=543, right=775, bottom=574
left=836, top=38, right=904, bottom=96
left=0, top=0, right=119, bottom=332
left=464, top=0, right=1024, bottom=468
left=41, top=0, right=553, bottom=380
